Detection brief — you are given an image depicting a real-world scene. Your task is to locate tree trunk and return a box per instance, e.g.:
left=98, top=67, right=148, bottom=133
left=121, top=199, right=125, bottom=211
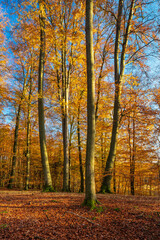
left=68, top=118, right=74, bottom=192
left=62, top=44, right=70, bottom=192
left=84, top=0, right=97, bottom=207
left=25, top=75, right=32, bottom=190
left=8, top=104, right=21, bottom=189
left=113, top=157, right=116, bottom=193
left=8, top=66, right=29, bottom=188
left=130, top=110, right=136, bottom=195
left=100, top=0, right=123, bottom=193
left=101, top=0, right=135, bottom=193
left=77, top=103, right=84, bottom=193
left=38, top=0, right=52, bottom=189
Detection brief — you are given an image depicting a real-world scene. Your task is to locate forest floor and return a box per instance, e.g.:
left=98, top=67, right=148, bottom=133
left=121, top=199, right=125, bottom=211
left=0, top=191, right=159, bottom=240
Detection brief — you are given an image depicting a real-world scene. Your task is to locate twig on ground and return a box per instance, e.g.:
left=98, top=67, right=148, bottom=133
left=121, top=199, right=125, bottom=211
left=66, top=211, right=100, bottom=226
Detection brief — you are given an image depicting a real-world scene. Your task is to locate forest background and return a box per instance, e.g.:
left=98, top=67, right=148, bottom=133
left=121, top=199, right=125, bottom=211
left=0, top=0, right=160, bottom=197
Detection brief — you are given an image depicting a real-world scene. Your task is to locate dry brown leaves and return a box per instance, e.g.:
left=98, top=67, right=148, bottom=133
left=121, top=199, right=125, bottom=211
left=0, top=191, right=159, bottom=239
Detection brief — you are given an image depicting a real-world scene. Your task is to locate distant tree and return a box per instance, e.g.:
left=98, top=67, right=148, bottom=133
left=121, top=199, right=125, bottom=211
left=8, top=64, right=30, bottom=189
left=25, top=67, right=33, bottom=190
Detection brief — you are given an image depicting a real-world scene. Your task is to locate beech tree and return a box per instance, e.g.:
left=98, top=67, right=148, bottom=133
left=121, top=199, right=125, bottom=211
left=8, top=60, right=31, bottom=188
left=101, top=0, right=135, bottom=193
left=38, top=0, right=53, bottom=190
left=84, top=0, right=97, bottom=207
left=46, top=0, right=86, bottom=191
left=25, top=66, right=33, bottom=190
left=0, top=0, right=159, bottom=195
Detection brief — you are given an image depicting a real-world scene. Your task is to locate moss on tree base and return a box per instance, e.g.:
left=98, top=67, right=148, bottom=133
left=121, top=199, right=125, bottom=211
left=82, top=198, right=100, bottom=209
left=42, top=185, right=55, bottom=192
left=100, top=184, right=113, bottom=194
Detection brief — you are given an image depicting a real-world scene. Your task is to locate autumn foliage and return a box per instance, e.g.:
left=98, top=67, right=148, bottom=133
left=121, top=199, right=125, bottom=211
left=0, top=0, right=159, bottom=197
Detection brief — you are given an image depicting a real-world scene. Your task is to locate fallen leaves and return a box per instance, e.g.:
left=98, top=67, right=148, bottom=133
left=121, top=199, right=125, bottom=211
left=0, top=191, right=159, bottom=239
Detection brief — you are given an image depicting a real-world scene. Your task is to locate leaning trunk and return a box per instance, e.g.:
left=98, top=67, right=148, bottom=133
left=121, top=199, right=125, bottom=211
left=101, top=0, right=135, bottom=193
left=100, top=0, right=123, bottom=193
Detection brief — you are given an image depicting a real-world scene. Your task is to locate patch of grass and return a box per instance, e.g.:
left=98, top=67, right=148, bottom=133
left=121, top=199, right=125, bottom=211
left=95, top=206, right=104, bottom=213
left=114, top=207, right=121, bottom=212
left=0, top=211, right=8, bottom=214
left=0, top=224, right=8, bottom=229
left=51, top=200, right=59, bottom=203
left=134, top=206, right=138, bottom=209
left=89, top=204, right=105, bottom=213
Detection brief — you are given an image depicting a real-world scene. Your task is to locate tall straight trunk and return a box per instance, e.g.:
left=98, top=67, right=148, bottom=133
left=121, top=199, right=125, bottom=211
left=38, top=0, right=52, bottom=189
left=62, top=44, right=70, bottom=192
left=52, top=7, right=71, bottom=192
left=25, top=75, right=32, bottom=190
left=130, top=110, right=136, bottom=195
left=101, top=0, right=135, bottom=193
left=61, top=5, right=69, bottom=191
left=77, top=103, right=84, bottom=193
left=56, top=44, right=70, bottom=192
left=8, top=104, right=21, bottom=188
left=62, top=111, right=69, bottom=191
left=113, top=157, right=116, bottom=193
left=68, top=133, right=71, bottom=192
left=84, top=0, right=96, bottom=207
left=128, top=113, right=132, bottom=192
left=8, top=68, right=29, bottom=188
left=68, top=118, right=74, bottom=192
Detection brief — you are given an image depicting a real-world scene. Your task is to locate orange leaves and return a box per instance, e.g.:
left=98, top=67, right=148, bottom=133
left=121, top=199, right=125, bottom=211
left=0, top=0, right=159, bottom=195
left=0, top=192, right=159, bottom=239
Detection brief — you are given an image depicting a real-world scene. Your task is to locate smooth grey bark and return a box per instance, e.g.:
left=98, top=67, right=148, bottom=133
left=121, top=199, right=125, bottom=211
left=101, top=0, right=135, bottom=193
left=38, top=0, right=52, bottom=189
left=84, top=0, right=97, bottom=206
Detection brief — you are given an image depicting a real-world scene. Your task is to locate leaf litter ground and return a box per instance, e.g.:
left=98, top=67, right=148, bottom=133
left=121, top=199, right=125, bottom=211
left=0, top=191, right=159, bottom=239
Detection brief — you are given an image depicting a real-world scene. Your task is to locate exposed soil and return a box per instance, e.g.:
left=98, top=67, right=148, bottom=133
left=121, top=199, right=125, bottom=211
left=0, top=191, right=159, bottom=239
